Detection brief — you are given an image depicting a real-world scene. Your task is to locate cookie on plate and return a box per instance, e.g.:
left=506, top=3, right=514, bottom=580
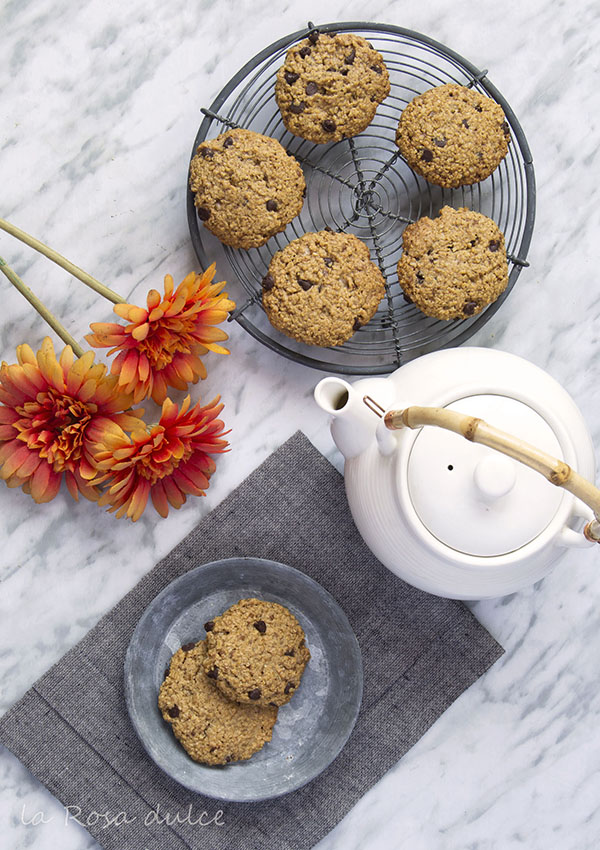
left=396, top=83, right=510, bottom=188
left=261, top=230, right=385, bottom=346
left=158, top=640, right=278, bottom=765
left=203, top=598, right=310, bottom=707
left=275, top=31, right=390, bottom=144
left=189, top=128, right=305, bottom=250
left=397, top=206, right=509, bottom=320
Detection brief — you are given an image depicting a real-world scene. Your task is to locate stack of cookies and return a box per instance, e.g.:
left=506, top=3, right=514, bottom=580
left=158, top=598, right=310, bottom=766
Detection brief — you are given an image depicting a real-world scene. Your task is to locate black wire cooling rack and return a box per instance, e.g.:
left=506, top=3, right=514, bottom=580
left=187, top=21, right=535, bottom=375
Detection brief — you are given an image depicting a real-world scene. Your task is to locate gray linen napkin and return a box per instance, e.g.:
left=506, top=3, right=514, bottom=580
left=0, top=431, right=503, bottom=850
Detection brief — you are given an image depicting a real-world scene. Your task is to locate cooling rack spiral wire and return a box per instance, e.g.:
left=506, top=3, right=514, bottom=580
left=187, top=21, right=535, bottom=375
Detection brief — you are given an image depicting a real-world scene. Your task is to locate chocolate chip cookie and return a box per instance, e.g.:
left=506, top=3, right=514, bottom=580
left=203, top=598, right=310, bottom=708
left=275, top=31, right=390, bottom=144
left=189, top=128, right=305, bottom=249
left=262, top=230, right=385, bottom=346
left=396, top=84, right=511, bottom=188
left=397, top=206, right=509, bottom=320
left=158, top=640, right=278, bottom=765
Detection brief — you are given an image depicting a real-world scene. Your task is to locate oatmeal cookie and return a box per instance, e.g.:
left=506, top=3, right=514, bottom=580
left=396, top=83, right=510, bottom=188
left=397, top=206, right=509, bottom=320
left=203, top=598, right=310, bottom=707
left=189, top=128, right=305, bottom=249
left=275, top=31, right=390, bottom=144
left=158, top=640, right=278, bottom=765
left=262, top=230, right=385, bottom=346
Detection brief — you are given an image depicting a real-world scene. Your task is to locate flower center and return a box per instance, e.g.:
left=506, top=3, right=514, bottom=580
left=16, top=389, right=97, bottom=471
left=139, top=318, right=197, bottom=371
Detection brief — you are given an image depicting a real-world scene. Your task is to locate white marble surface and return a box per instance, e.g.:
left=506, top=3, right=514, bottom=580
left=1, top=0, right=600, bottom=848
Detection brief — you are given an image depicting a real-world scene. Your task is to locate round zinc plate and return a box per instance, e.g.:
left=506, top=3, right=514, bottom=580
left=124, top=557, right=363, bottom=802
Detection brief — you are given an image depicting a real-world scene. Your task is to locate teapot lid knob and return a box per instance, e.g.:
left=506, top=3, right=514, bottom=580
left=473, top=455, right=517, bottom=503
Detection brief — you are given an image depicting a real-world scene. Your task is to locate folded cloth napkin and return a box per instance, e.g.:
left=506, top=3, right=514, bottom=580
left=0, top=431, right=503, bottom=850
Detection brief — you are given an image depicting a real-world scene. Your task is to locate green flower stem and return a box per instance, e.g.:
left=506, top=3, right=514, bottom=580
left=0, top=217, right=126, bottom=305
left=0, top=256, right=85, bottom=358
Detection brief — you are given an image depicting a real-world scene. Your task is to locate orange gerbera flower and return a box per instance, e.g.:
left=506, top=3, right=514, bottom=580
left=0, top=337, right=143, bottom=503
left=88, top=394, right=229, bottom=521
left=85, top=265, right=235, bottom=405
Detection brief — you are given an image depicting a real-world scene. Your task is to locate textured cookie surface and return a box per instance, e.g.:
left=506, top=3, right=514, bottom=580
left=396, top=84, right=510, bottom=188
left=189, top=128, right=305, bottom=249
left=158, top=641, right=278, bottom=765
left=262, top=230, right=385, bottom=346
left=397, top=206, right=509, bottom=320
left=275, top=31, right=390, bottom=144
left=203, top=598, right=311, bottom=707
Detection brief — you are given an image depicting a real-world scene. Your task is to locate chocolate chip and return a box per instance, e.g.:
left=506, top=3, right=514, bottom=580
left=302, top=186, right=307, bottom=198
left=204, top=620, right=215, bottom=631
left=269, top=702, right=278, bottom=707
left=305, top=81, right=318, bottom=95
left=265, top=199, right=278, bottom=211
left=198, top=147, right=214, bottom=159
left=340, top=68, right=349, bottom=76
left=163, top=667, right=170, bottom=680
left=197, top=206, right=210, bottom=221
left=206, top=666, right=219, bottom=680
left=284, top=649, right=295, bottom=657
left=416, top=272, right=424, bottom=282
left=298, top=46, right=311, bottom=58
left=284, top=682, right=295, bottom=695
left=324, top=225, right=333, bottom=232
left=421, top=148, right=433, bottom=162
left=254, top=619, right=267, bottom=633
left=502, top=120, right=510, bottom=134
left=461, top=119, right=470, bottom=129
left=470, top=238, right=478, bottom=247
left=353, top=318, right=362, bottom=332
left=323, top=256, right=334, bottom=267
left=262, top=273, right=275, bottom=291
left=488, top=240, right=500, bottom=252
left=181, top=642, right=196, bottom=652
left=297, top=277, right=314, bottom=291
left=474, top=104, right=483, bottom=112
left=322, top=118, right=336, bottom=133
left=168, top=705, right=180, bottom=718
left=289, top=101, right=306, bottom=114
left=225, top=755, right=234, bottom=763
left=434, top=137, right=447, bottom=147
left=223, top=136, right=234, bottom=148
left=248, top=688, right=261, bottom=700
left=344, top=48, right=356, bottom=65
left=463, top=301, right=478, bottom=315
left=370, top=64, right=382, bottom=74
left=308, top=30, right=319, bottom=44
left=403, top=292, right=413, bottom=304
left=284, top=71, right=299, bottom=85
left=370, top=95, right=377, bottom=102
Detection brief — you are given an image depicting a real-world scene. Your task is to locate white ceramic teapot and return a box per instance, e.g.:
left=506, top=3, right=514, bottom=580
left=314, top=347, right=600, bottom=599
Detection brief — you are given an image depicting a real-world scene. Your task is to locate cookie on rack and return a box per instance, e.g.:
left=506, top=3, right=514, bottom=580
left=158, top=640, right=278, bottom=765
left=396, top=83, right=510, bottom=188
left=189, top=128, right=305, bottom=250
left=397, top=205, right=509, bottom=320
left=275, top=30, right=390, bottom=144
left=261, top=230, right=386, bottom=347
left=203, top=598, right=311, bottom=707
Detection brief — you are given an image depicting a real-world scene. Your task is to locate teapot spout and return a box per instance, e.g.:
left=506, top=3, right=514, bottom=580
left=314, top=377, right=380, bottom=459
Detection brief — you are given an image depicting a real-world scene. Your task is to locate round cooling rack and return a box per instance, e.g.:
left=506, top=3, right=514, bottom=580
left=187, top=21, right=535, bottom=375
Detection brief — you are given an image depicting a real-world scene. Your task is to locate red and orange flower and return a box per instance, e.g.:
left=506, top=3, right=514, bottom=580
left=86, top=266, right=235, bottom=405
left=0, top=337, right=143, bottom=503
left=87, top=394, right=229, bottom=521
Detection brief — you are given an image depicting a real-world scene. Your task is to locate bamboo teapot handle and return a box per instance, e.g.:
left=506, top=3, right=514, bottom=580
left=383, top=405, right=600, bottom=544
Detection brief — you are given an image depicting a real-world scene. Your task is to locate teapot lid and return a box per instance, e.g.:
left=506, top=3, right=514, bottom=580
left=406, top=394, right=565, bottom=556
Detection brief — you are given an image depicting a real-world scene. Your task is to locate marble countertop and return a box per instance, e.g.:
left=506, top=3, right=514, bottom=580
left=1, top=0, right=599, bottom=848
